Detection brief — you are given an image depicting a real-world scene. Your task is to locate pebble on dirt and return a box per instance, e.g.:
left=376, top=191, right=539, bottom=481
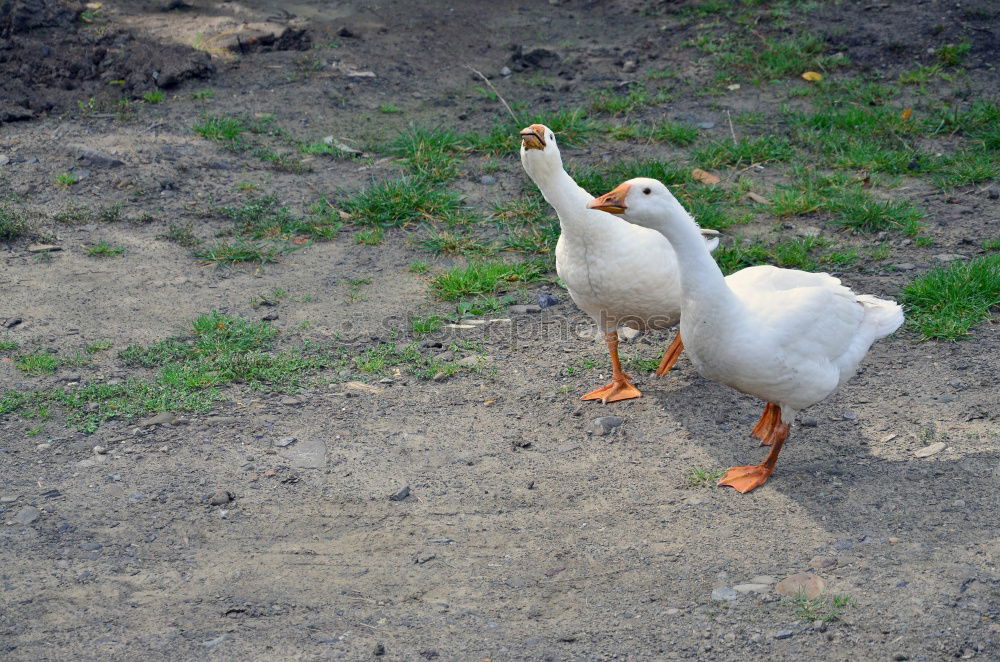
left=14, top=506, right=40, bottom=525
left=390, top=485, right=411, bottom=501
left=592, top=416, right=624, bottom=436
left=775, top=572, right=826, bottom=599
left=914, top=441, right=946, bottom=457
left=208, top=490, right=234, bottom=506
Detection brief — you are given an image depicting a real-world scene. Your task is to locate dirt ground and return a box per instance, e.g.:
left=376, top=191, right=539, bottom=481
left=1, top=1, right=998, bottom=660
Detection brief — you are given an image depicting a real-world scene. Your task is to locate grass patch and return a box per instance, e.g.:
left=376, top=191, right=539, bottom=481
left=769, top=170, right=924, bottom=235
left=355, top=227, right=384, bottom=245
left=86, top=241, right=125, bottom=257
left=0, top=204, right=30, bottom=240
left=0, top=339, right=18, bottom=352
left=194, top=241, right=286, bottom=266
left=793, top=593, right=851, bottom=622
left=430, top=260, right=547, bottom=300
left=387, top=126, right=463, bottom=183
left=901, top=254, right=1000, bottom=339
left=0, top=312, right=328, bottom=432
left=52, top=203, right=123, bottom=225
left=688, top=466, right=725, bottom=487
left=55, top=172, right=78, bottom=188
left=715, top=32, right=849, bottom=83
left=410, top=315, right=445, bottom=336
left=611, top=119, right=699, bottom=146
left=219, top=194, right=340, bottom=241
left=343, top=177, right=463, bottom=226
left=16, top=350, right=59, bottom=376
left=142, top=89, right=165, bottom=104
left=693, top=136, right=795, bottom=168
left=160, top=221, right=201, bottom=247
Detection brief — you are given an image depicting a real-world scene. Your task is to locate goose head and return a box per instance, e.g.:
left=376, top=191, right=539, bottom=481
left=587, top=177, right=681, bottom=230
left=519, top=123, right=564, bottom=178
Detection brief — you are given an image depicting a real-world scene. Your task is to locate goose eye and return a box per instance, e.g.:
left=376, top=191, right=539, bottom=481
left=548, top=133, right=553, bottom=140
left=642, top=187, right=651, bottom=195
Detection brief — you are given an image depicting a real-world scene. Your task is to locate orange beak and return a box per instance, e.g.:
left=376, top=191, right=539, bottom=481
left=588, top=182, right=632, bottom=214
left=519, top=124, right=546, bottom=150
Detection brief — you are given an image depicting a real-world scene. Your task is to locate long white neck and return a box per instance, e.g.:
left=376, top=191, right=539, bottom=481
left=526, top=160, right=593, bottom=210
left=635, top=196, right=740, bottom=311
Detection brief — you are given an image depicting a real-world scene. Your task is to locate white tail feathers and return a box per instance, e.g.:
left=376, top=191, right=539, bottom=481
left=857, top=294, right=904, bottom=339
left=700, top=229, right=721, bottom=254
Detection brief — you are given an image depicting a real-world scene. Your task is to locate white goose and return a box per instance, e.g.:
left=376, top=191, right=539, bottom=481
left=588, top=178, right=904, bottom=492
left=519, top=124, right=719, bottom=403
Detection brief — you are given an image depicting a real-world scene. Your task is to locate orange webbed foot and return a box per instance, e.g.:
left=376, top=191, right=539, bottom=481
left=581, top=376, right=642, bottom=404
left=717, top=464, right=774, bottom=493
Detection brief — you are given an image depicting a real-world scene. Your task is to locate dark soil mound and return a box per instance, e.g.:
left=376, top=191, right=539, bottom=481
left=0, top=0, right=212, bottom=121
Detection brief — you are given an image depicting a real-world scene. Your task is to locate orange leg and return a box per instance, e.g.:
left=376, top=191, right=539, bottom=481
left=750, top=402, right=781, bottom=446
left=581, top=331, right=642, bottom=404
left=654, top=332, right=684, bottom=377
left=718, top=403, right=790, bottom=493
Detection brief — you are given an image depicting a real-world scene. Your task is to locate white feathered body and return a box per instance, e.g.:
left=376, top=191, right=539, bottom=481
left=554, top=210, right=689, bottom=333
left=679, top=265, right=904, bottom=422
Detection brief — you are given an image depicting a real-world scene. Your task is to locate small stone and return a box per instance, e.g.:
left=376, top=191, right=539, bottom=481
left=280, top=396, right=303, bottom=406
left=277, top=437, right=327, bottom=469
left=952, top=499, right=966, bottom=508
left=800, top=417, right=818, bottom=428
left=622, top=59, right=638, bottom=73
left=0, top=155, right=8, bottom=166
left=500, top=66, right=512, bottom=77
left=557, top=443, right=580, bottom=453
left=773, top=629, right=794, bottom=640
left=986, top=188, right=999, bottom=200
left=68, top=144, right=124, bottom=168
left=938, top=394, right=956, bottom=403
left=139, top=411, right=177, bottom=427
left=36, top=443, right=51, bottom=450
left=711, top=587, right=738, bottom=602
left=798, top=226, right=822, bottom=238
left=591, top=416, right=624, bottom=436
left=809, top=556, right=836, bottom=570
left=208, top=490, right=233, bottom=506
left=432, top=371, right=447, bottom=382
left=14, top=506, right=40, bottom=525
left=842, top=410, right=857, bottom=420
left=480, top=175, right=496, bottom=185
left=888, top=536, right=900, bottom=544
left=60, top=373, right=82, bottom=382
left=274, top=436, right=297, bottom=448
left=0, top=495, right=19, bottom=504
left=750, top=575, right=778, bottom=585
left=893, top=654, right=909, bottom=661
left=535, top=292, right=560, bottom=309
left=665, top=607, right=680, bottom=615
left=92, top=446, right=107, bottom=455
left=28, top=244, right=61, bottom=253
left=509, top=304, right=542, bottom=314
left=374, top=642, right=386, bottom=656
left=733, top=583, right=770, bottom=594
left=80, top=542, right=103, bottom=552
left=914, top=441, right=945, bottom=458
left=893, top=263, right=915, bottom=271
left=933, top=253, right=966, bottom=262
left=456, top=355, right=479, bottom=367
left=775, top=572, right=825, bottom=599
left=390, top=485, right=411, bottom=501
left=698, top=121, right=716, bottom=129
left=618, top=326, right=641, bottom=341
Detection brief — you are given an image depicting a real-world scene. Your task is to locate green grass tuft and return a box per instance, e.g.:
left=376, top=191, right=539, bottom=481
left=430, top=260, right=547, bottom=300
left=343, top=177, right=463, bottom=226
left=902, top=254, right=1000, bottom=339
left=87, top=241, right=125, bottom=257
left=0, top=204, right=30, bottom=240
